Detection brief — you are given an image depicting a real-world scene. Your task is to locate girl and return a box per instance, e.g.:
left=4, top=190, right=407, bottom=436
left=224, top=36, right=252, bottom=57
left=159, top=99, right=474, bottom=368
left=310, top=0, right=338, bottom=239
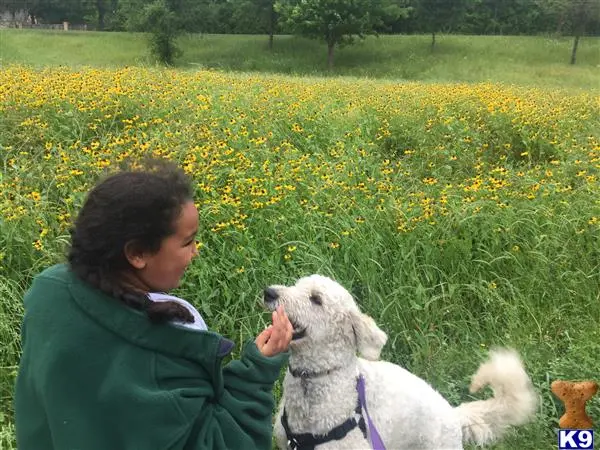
left=15, top=161, right=293, bottom=449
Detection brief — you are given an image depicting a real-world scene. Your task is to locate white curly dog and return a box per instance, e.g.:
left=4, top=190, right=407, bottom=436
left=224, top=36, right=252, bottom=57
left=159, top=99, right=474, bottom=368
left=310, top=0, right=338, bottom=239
left=264, top=274, right=537, bottom=450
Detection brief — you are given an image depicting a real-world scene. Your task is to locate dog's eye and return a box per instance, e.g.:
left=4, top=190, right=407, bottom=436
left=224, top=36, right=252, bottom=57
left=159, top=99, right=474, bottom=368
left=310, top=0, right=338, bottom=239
left=309, top=293, right=322, bottom=305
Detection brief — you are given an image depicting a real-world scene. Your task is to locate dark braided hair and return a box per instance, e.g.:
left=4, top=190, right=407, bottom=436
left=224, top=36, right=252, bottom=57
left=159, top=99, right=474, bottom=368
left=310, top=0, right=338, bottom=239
left=68, top=160, right=195, bottom=324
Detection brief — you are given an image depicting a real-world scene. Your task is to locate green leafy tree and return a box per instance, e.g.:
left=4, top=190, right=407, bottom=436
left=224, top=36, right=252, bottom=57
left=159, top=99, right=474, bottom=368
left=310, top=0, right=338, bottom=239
left=94, top=0, right=107, bottom=29
left=119, top=0, right=219, bottom=33
left=7, top=0, right=91, bottom=24
left=277, top=0, right=387, bottom=69
left=535, top=0, right=572, bottom=34
left=379, top=0, right=412, bottom=31
left=0, top=0, right=26, bottom=24
left=261, top=0, right=278, bottom=50
left=231, top=0, right=279, bottom=48
left=567, top=0, right=599, bottom=64
left=139, top=0, right=182, bottom=65
left=166, top=0, right=215, bottom=32
left=254, top=0, right=278, bottom=50
left=535, top=0, right=600, bottom=64
left=83, top=0, right=121, bottom=30
left=414, top=0, right=467, bottom=49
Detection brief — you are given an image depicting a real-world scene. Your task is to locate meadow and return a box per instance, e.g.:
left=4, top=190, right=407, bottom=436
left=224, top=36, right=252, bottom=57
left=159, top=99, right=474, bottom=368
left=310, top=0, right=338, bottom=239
left=1, top=30, right=600, bottom=89
left=0, top=31, right=599, bottom=449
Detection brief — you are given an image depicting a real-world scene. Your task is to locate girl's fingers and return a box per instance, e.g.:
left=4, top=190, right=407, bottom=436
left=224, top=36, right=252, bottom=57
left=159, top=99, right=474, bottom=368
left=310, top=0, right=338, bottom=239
left=258, top=305, right=293, bottom=357
left=274, top=306, right=292, bottom=340
left=271, top=308, right=280, bottom=331
left=274, top=308, right=292, bottom=347
left=284, top=310, right=293, bottom=334
left=255, top=326, right=273, bottom=349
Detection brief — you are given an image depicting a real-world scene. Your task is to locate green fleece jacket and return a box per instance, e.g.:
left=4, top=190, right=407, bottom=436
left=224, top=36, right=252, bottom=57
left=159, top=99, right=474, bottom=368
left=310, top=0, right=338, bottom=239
left=15, top=264, right=288, bottom=450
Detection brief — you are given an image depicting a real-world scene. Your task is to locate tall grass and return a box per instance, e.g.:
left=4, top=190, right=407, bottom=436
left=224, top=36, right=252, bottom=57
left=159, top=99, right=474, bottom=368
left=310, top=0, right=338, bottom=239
left=1, top=30, right=599, bottom=89
left=0, top=64, right=598, bottom=449
left=0, top=276, right=22, bottom=450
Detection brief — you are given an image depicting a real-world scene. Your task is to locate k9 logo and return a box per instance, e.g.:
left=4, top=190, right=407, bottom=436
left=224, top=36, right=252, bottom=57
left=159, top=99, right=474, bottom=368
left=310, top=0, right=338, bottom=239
left=558, top=429, right=594, bottom=450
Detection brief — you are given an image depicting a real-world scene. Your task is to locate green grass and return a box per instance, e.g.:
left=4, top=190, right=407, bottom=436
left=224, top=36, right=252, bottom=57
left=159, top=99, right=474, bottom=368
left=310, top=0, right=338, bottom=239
left=0, top=35, right=599, bottom=449
left=1, top=30, right=599, bottom=89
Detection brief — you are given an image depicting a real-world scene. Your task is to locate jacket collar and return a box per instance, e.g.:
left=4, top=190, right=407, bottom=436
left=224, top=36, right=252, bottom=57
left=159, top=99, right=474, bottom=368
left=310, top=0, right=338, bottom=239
left=52, top=264, right=234, bottom=365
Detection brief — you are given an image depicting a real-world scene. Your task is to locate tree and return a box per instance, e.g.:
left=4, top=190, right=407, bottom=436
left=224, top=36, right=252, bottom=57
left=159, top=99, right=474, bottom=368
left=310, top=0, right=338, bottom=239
left=167, top=0, right=217, bottom=33
left=277, top=0, right=387, bottom=69
left=535, top=0, right=571, bottom=34
left=140, top=0, right=182, bottom=65
left=414, top=0, right=467, bottom=50
left=535, top=0, right=600, bottom=64
left=567, top=0, right=599, bottom=64
left=6, top=0, right=92, bottom=24
left=0, top=0, right=29, bottom=25
left=86, top=0, right=120, bottom=30
left=231, top=0, right=279, bottom=49
left=378, top=0, right=412, bottom=32
left=262, top=0, right=278, bottom=50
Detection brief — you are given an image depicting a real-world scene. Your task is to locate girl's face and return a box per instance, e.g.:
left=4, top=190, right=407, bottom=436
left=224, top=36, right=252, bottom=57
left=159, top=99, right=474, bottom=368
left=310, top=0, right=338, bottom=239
left=128, top=201, right=199, bottom=293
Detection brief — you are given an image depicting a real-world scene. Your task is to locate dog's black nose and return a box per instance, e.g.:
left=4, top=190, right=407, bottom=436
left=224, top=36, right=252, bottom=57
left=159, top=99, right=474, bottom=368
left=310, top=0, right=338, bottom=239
left=263, top=287, right=279, bottom=303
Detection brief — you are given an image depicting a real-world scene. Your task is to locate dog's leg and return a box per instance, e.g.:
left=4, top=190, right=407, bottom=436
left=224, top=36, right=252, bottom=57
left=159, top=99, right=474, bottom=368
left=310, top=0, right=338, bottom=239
left=273, top=402, right=288, bottom=450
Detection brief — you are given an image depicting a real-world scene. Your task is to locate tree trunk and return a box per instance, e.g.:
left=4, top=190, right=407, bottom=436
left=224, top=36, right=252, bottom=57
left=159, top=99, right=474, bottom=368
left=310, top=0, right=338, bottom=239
left=268, top=2, right=275, bottom=51
left=96, top=0, right=105, bottom=31
left=556, top=10, right=566, bottom=35
left=327, top=42, right=335, bottom=70
left=431, top=31, right=436, bottom=50
left=570, top=34, right=580, bottom=65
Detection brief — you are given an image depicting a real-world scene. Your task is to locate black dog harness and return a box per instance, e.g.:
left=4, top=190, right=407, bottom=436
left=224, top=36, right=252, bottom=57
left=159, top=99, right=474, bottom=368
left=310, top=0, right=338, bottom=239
left=281, top=377, right=368, bottom=450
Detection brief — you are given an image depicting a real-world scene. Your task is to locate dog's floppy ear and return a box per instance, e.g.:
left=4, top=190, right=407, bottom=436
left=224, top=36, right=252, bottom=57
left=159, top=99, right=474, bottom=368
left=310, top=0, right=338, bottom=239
left=350, top=310, right=388, bottom=360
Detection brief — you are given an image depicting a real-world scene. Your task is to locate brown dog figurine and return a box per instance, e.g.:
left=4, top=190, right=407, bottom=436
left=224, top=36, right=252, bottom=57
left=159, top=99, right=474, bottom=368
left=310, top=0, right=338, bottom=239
left=551, top=380, right=598, bottom=429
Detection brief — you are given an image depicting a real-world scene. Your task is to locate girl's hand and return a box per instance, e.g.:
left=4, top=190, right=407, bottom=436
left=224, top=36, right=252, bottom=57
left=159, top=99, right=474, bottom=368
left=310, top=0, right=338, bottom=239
left=255, top=305, right=293, bottom=357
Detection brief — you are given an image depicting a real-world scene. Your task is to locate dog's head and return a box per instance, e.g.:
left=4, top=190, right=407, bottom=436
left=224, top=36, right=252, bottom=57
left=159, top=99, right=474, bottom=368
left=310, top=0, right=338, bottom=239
left=264, top=275, right=387, bottom=360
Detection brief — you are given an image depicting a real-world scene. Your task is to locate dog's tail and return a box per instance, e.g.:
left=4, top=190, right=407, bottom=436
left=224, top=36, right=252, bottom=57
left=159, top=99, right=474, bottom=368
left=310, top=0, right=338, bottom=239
left=454, top=348, right=537, bottom=446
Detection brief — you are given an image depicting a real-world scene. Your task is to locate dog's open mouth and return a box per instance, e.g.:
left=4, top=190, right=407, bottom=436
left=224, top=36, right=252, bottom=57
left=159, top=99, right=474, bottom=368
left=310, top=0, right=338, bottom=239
left=289, top=318, right=307, bottom=340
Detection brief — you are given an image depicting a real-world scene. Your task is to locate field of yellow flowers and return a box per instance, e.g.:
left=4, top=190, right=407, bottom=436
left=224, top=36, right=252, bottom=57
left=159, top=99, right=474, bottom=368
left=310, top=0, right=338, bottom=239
left=1, top=66, right=599, bottom=448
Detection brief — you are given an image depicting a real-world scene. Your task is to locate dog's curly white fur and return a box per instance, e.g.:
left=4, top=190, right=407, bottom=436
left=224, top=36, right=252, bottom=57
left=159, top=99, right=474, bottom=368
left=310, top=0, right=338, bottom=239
left=264, top=275, right=537, bottom=449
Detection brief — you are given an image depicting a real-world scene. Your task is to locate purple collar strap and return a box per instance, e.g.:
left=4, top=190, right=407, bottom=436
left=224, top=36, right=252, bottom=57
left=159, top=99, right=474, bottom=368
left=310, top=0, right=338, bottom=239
left=357, top=375, right=386, bottom=450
